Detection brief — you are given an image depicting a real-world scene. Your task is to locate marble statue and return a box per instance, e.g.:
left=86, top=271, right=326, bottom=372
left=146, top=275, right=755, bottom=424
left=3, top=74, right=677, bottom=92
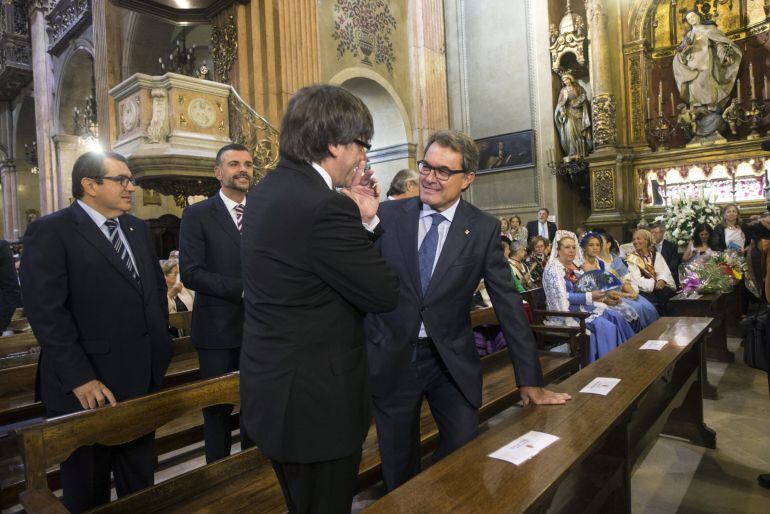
left=554, top=73, right=592, bottom=159
left=673, top=10, right=741, bottom=112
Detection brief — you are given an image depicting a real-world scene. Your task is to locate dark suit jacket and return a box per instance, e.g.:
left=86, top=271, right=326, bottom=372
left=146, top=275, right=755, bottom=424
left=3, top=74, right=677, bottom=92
left=365, top=197, right=543, bottom=409
left=240, top=158, right=399, bottom=463
left=179, top=192, right=244, bottom=349
left=19, top=203, right=173, bottom=414
left=658, top=239, right=681, bottom=285
left=0, top=240, right=20, bottom=332
left=710, top=224, right=749, bottom=252
left=526, top=220, right=557, bottom=242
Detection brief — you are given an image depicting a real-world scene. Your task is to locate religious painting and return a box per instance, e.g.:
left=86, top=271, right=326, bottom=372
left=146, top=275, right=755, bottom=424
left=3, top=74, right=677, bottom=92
left=475, top=130, right=534, bottom=174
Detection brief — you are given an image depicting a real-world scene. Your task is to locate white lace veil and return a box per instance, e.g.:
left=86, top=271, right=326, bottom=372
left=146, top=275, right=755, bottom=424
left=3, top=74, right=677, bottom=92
left=548, top=230, right=584, bottom=268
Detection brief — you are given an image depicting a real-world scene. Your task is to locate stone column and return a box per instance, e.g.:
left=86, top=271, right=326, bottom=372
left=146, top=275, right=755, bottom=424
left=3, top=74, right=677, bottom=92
left=1, top=160, right=21, bottom=241
left=92, top=0, right=122, bottom=149
left=585, top=0, right=617, bottom=149
left=28, top=0, right=61, bottom=214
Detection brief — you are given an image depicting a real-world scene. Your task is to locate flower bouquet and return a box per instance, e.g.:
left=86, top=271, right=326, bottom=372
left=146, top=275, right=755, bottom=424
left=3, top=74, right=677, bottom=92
left=654, top=191, right=722, bottom=247
left=680, top=260, right=733, bottom=295
left=574, top=270, right=622, bottom=293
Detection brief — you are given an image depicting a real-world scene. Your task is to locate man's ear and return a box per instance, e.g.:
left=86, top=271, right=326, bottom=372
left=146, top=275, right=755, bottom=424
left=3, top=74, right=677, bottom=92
left=81, top=177, right=97, bottom=198
left=461, top=172, right=476, bottom=191
left=327, top=143, right=341, bottom=159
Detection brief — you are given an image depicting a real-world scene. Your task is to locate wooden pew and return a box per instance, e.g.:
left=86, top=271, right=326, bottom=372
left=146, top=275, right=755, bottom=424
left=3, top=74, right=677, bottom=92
left=15, top=350, right=578, bottom=513
left=364, top=317, right=716, bottom=513
left=669, top=291, right=735, bottom=362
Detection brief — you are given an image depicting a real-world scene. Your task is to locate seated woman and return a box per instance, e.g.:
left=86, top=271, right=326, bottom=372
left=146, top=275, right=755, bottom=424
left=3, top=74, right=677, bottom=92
left=682, top=223, right=716, bottom=263
left=711, top=204, right=748, bottom=253
left=542, top=231, right=635, bottom=362
left=508, top=240, right=533, bottom=290
left=581, top=232, right=659, bottom=329
left=162, top=259, right=194, bottom=314
left=625, top=229, right=677, bottom=315
left=509, top=215, right=528, bottom=247
left=500, top=236, right=526, bottom=293
left=499, top=216, right=510, bottom=238
left=526, top=236, right=548, bottom=287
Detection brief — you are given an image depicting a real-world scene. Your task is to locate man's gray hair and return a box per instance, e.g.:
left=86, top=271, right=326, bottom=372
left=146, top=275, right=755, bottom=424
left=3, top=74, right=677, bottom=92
left=386, top=168, right=419, bottom=197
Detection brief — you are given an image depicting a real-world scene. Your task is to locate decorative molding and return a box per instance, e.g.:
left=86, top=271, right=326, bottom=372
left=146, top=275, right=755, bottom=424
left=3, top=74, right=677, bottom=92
left=626, top=54, right=645, bottom=144
left=210, top=14, right=237, bottom=83
left=46, top=0, right=91, bottom=55
left=591, top=93, right=617, bottom=148
left=332, top=0, right=397, bottom=73
left=592, top=167, right=615, bottom=210
left=0, top=0, right=32, bottom=101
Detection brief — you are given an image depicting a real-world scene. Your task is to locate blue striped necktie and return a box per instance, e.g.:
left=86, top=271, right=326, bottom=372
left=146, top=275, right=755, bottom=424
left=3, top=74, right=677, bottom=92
left=418, top=213, right=446, bottom=295
left=104, top=219, right=140, bottom=282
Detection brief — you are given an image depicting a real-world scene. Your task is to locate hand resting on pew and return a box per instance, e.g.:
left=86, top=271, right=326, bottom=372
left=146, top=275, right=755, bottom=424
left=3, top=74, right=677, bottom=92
left=520, top=386, right=571, bottom=406
left=73, top=379, right=117, bottom=410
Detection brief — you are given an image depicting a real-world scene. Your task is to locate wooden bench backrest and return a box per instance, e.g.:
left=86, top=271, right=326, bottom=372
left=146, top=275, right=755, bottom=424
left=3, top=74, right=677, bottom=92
left=470, top=306, right=498, bottom=327
left=16, top=372, right=240, bottom=491
left=0, top=332, right=39, bottom=359
left=168, top=311, right=192, bottom=331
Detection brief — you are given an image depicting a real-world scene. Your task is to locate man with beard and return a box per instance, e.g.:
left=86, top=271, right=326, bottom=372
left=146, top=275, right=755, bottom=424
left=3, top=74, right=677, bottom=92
left=179, top=143, right=255, bottom=462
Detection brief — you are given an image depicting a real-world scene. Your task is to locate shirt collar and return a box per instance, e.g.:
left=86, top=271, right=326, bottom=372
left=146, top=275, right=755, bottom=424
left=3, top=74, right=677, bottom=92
left=420, top=197, right=460, bottom=222
left=310, top=162, right=334, bottom=190
left=218, top=189, right=246, bottom=211
left=77, top=199, right=111, bottom=229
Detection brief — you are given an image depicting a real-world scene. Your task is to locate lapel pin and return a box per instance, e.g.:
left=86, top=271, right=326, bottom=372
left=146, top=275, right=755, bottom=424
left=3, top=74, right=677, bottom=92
left=129, top=227, right=134, bottom=231
left=464, top=229, right=470, bottom=235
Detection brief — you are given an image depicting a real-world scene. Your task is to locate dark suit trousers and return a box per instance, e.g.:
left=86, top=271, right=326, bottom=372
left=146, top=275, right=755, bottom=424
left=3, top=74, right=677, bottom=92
left=372, top=339, right=478, bottom=492
left=270, top=449, right=362, bottom=514
left=47, top=411, right=154, bottom=514
left=197, top=347, right=254, bottom=463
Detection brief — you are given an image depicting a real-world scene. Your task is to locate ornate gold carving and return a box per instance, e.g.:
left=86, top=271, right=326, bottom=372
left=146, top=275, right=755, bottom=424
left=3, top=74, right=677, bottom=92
left=228, top=88, right=280, bottom=180
left=179, top=114, right=187, bottom=125
left=592, top=167, right=615, bottom=210
left=627, top=55, right=645, bottom=143
left=178, top=94, right=185, bottom=106
left=211, top=15, right=237, bottom=84
left=591, top=93, right=617, bottom=148
left=549, top=4, right=587, bottom=73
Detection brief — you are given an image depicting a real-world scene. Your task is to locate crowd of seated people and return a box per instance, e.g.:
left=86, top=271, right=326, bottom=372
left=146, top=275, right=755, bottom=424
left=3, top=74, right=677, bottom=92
left=484, top=204, right=751, bottom=361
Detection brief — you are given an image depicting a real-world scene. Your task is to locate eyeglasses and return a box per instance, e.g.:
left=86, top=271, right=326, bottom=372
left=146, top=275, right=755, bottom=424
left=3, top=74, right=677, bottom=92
left=96, top=175, right=136, bottom=188
left=417, top=160, right=467, bottom=182
left=354, top=139, right=372, bottom=152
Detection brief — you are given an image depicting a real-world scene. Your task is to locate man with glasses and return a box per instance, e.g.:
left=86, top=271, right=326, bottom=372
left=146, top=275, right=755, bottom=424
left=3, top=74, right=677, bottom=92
left=179, top=143, right=255, bottom=463
left=365, top=130, right=570, bottom=492
left=19, top=151, right=173, bottom=512
left=240, top=84, right=399, bottom=513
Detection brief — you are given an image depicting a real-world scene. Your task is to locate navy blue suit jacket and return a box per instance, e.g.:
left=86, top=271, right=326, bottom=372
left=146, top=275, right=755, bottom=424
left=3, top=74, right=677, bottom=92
left=19, top=203, right=173, bottom=414
left=179, top=193, right=244, bottom=349
left=365, top=197, right=543, bottom=409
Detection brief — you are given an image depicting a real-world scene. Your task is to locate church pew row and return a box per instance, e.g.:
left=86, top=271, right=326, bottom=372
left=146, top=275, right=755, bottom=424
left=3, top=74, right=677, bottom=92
left=364, top=317, right=716, bottom=513
left=15, top=350, right=578, bottom=513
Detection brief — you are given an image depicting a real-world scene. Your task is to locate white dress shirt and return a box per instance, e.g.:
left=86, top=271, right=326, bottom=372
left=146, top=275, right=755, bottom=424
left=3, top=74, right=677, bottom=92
left=311, top=161, right=379, bottom=231
left=218, top=189, right=246, bottom=229
left=539, top=221, right=549, bottom=239
left=77, top=200, right=139, bottom=275
left=724, top=226, right=745, bottom=250
left=417, top=197, right=461, bottom=337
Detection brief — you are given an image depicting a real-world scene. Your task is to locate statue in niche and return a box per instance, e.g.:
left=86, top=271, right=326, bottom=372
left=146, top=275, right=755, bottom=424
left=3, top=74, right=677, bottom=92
left=672, top=10, right=741, bottom=143
left=675, top=103, right=697, bottom=139
left=554, top=73, right=592, bottom=159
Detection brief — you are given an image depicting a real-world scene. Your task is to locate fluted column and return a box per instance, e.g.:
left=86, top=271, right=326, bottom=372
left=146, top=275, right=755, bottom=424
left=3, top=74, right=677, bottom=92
left=28, top=0, right=61, bottom=214
left=1, top=160, right=21, bottom=241
left=408, top=0, right=449, bottom=154
left=585, top=0, right=617, bottom=149
left=92, top=0, right=122, bottom=148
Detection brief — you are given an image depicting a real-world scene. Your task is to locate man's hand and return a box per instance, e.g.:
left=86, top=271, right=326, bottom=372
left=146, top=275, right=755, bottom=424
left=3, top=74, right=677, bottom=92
left=341, top=160, right=381, bottom=224
left=520, top=386, right=571, bottom=406
left=73, top=379, right=117, bottom=410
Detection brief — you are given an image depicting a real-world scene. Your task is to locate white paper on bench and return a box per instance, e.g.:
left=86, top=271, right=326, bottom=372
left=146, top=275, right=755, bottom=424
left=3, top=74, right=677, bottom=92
left=488, top=430, right=560, bottom=465
left=640, top=340, right=668, bottom=351
left=580, top=377, right=621, bottom=396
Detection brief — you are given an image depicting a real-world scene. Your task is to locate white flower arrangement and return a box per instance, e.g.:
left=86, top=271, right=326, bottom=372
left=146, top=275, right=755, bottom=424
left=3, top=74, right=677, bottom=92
left=654, top=191, right=722, bottom=247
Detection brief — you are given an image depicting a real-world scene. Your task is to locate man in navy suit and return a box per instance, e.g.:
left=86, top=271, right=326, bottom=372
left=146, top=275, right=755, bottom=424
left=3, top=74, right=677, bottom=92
left=0, top=239, right=20, bottom=333
left=179, top=143, right=255, bottom=463
left=526, top=207, right=557, bottom=242
left=20, top=151, right=173, bottom=512
left=366, top=130, right=570, bottom=491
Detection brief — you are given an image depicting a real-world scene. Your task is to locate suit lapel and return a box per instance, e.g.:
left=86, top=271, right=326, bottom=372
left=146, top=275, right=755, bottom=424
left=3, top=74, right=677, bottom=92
left=425, top=200, right=474, bottom=297
left=395, top=198, right=422, bottom=296
left=211, top=194, right=241, bottom=247
left=70, top=204, right=143, bottom=295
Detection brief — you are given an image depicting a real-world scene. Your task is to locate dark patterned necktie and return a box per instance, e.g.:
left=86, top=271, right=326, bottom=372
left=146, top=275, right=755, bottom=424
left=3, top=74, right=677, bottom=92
left=418, top=213, right=446, bottom=295
left=234, top=204, right=244, bottom=232
left=104, top=219, right=140, bottom=282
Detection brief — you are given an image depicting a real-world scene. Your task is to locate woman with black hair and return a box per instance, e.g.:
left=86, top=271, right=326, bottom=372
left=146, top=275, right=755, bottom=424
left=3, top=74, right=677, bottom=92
left=682, top=223, right=716, bottom=263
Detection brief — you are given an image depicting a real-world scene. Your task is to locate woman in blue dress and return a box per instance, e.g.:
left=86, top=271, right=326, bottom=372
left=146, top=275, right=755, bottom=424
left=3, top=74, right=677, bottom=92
left=581, top=232, right=659, bottom=329
left=542, top=231, right=635, bottom=362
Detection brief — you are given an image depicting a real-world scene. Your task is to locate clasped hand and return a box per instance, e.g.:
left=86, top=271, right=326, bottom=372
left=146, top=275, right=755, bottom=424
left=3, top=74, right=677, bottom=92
left=340, top=160, right=380, bottom=224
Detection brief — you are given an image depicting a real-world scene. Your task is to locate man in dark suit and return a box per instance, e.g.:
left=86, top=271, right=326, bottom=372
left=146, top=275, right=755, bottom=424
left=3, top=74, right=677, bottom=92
left=526, top=207, right=557, bottom=242
left=649, top=222, right=681, bottom=286
left=0, top=239, right=20, bottom=333
left=179, top=143, right=255, bottom=463
left=240, top=84, right=399, bottom=513
left=19, top=151, right=173, bottom=512
left=366, top=130, right=570, bottom=492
